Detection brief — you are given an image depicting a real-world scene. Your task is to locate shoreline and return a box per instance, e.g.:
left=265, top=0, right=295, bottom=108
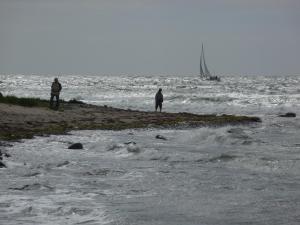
left=0, top=101, right=261, bottom=141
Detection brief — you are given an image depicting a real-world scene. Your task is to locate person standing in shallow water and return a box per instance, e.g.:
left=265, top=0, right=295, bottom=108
left=155, top=88, right=163, bottom=112
left=50, top=78, right=62, bottom=109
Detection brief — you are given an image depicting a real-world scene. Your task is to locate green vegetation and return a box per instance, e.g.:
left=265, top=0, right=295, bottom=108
left=0, top=95, right=49, bottom=107
left=0, top=95, right=85, bottom=108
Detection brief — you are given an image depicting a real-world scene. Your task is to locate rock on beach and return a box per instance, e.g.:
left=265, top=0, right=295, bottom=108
left=156, top=135, right=167, bottom=140
left=0, top=161, right=6, bottom=168
left=68, top=143, right=83, bottom=149
left=279, top=112, right=296, bottom=117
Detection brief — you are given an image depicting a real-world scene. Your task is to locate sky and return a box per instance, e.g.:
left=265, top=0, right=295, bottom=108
left=0, top=0, right=299, bottom=76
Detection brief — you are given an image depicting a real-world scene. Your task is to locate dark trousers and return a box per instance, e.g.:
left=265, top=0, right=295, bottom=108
left=155, top=102, right=162, bottom=112
left=50, top=94, right=60, bottom=109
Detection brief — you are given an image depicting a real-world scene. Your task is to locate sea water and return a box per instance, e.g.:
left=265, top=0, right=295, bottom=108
left=0, top=74, right=299, bottom=225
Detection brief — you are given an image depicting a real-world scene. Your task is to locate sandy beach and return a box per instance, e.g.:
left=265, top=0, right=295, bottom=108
left=0, top=101, right=261, bottom=141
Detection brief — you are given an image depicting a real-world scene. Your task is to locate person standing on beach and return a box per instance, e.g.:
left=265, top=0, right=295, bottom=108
left=155, top=88, right=163, bottom=112
left=50, top=78, right=62, bottom=109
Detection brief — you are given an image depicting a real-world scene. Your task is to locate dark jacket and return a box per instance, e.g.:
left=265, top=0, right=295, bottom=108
left=51, top=82, right=62, bottom=95
left=155, top=91, right=163, bottom=104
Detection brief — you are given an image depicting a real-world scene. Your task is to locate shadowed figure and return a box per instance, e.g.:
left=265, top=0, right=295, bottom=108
left=155, top=88, right=163, bottom=112
left=50, top=78, right=62, bottom=109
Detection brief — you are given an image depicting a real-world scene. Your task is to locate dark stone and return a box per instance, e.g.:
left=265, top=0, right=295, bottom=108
left=0, top=161, right=6, bottom=168
left=279, top=112, right=296, bottom=117
left=124, top=141, right=136, bottom=145
left=68, top=143, right=83, bottom=149
left=251, top=117, right=262, bottom=122
left=68, top=99, right=85, bottom=104
left=156, top=135, right=167, bottom=140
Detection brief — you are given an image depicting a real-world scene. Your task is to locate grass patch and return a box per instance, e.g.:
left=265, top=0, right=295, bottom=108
left=0, top=95, right=81, bottom=108
left=0, top=95, right=49, bottom=107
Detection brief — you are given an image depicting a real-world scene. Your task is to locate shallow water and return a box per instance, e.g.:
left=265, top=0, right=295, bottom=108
left=0, top=74, right=300, bottom=224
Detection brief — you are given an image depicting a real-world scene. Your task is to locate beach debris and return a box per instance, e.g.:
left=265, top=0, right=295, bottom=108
left=279, top=112, right=296, bottom=117
left=155, top=135, right=167, bottom=140
left=68, top=143, right=83, bottom=149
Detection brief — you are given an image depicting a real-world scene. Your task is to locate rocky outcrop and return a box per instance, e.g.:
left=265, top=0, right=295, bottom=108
left=68, top=143, right=83, bottom=149
left=0, top=161, right=6, bottom=168
left=124, top=141, right=136, bottom=145
left=279, top=112, right=296, bottom=117
left=156, top=135, right=167, bottom=140
left=68, top=99, right=85, bottom=104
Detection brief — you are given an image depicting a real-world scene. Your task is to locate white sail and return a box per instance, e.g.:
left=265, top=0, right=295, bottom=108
left=199, top=43, right=220, bottom=81
left=200, top=45, right=204, bottom=77
left=202, top=45, right=211, bottom=77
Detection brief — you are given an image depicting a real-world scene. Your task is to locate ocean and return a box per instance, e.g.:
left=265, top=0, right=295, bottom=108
left=0, top=74, right=300, bottom=225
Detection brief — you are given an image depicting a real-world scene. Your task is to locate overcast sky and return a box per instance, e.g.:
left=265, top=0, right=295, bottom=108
left=1, top=0, right=299, bottom=75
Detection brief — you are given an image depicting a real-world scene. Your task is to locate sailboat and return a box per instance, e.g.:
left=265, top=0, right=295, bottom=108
left=200, top=44, right=220, bottom=81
